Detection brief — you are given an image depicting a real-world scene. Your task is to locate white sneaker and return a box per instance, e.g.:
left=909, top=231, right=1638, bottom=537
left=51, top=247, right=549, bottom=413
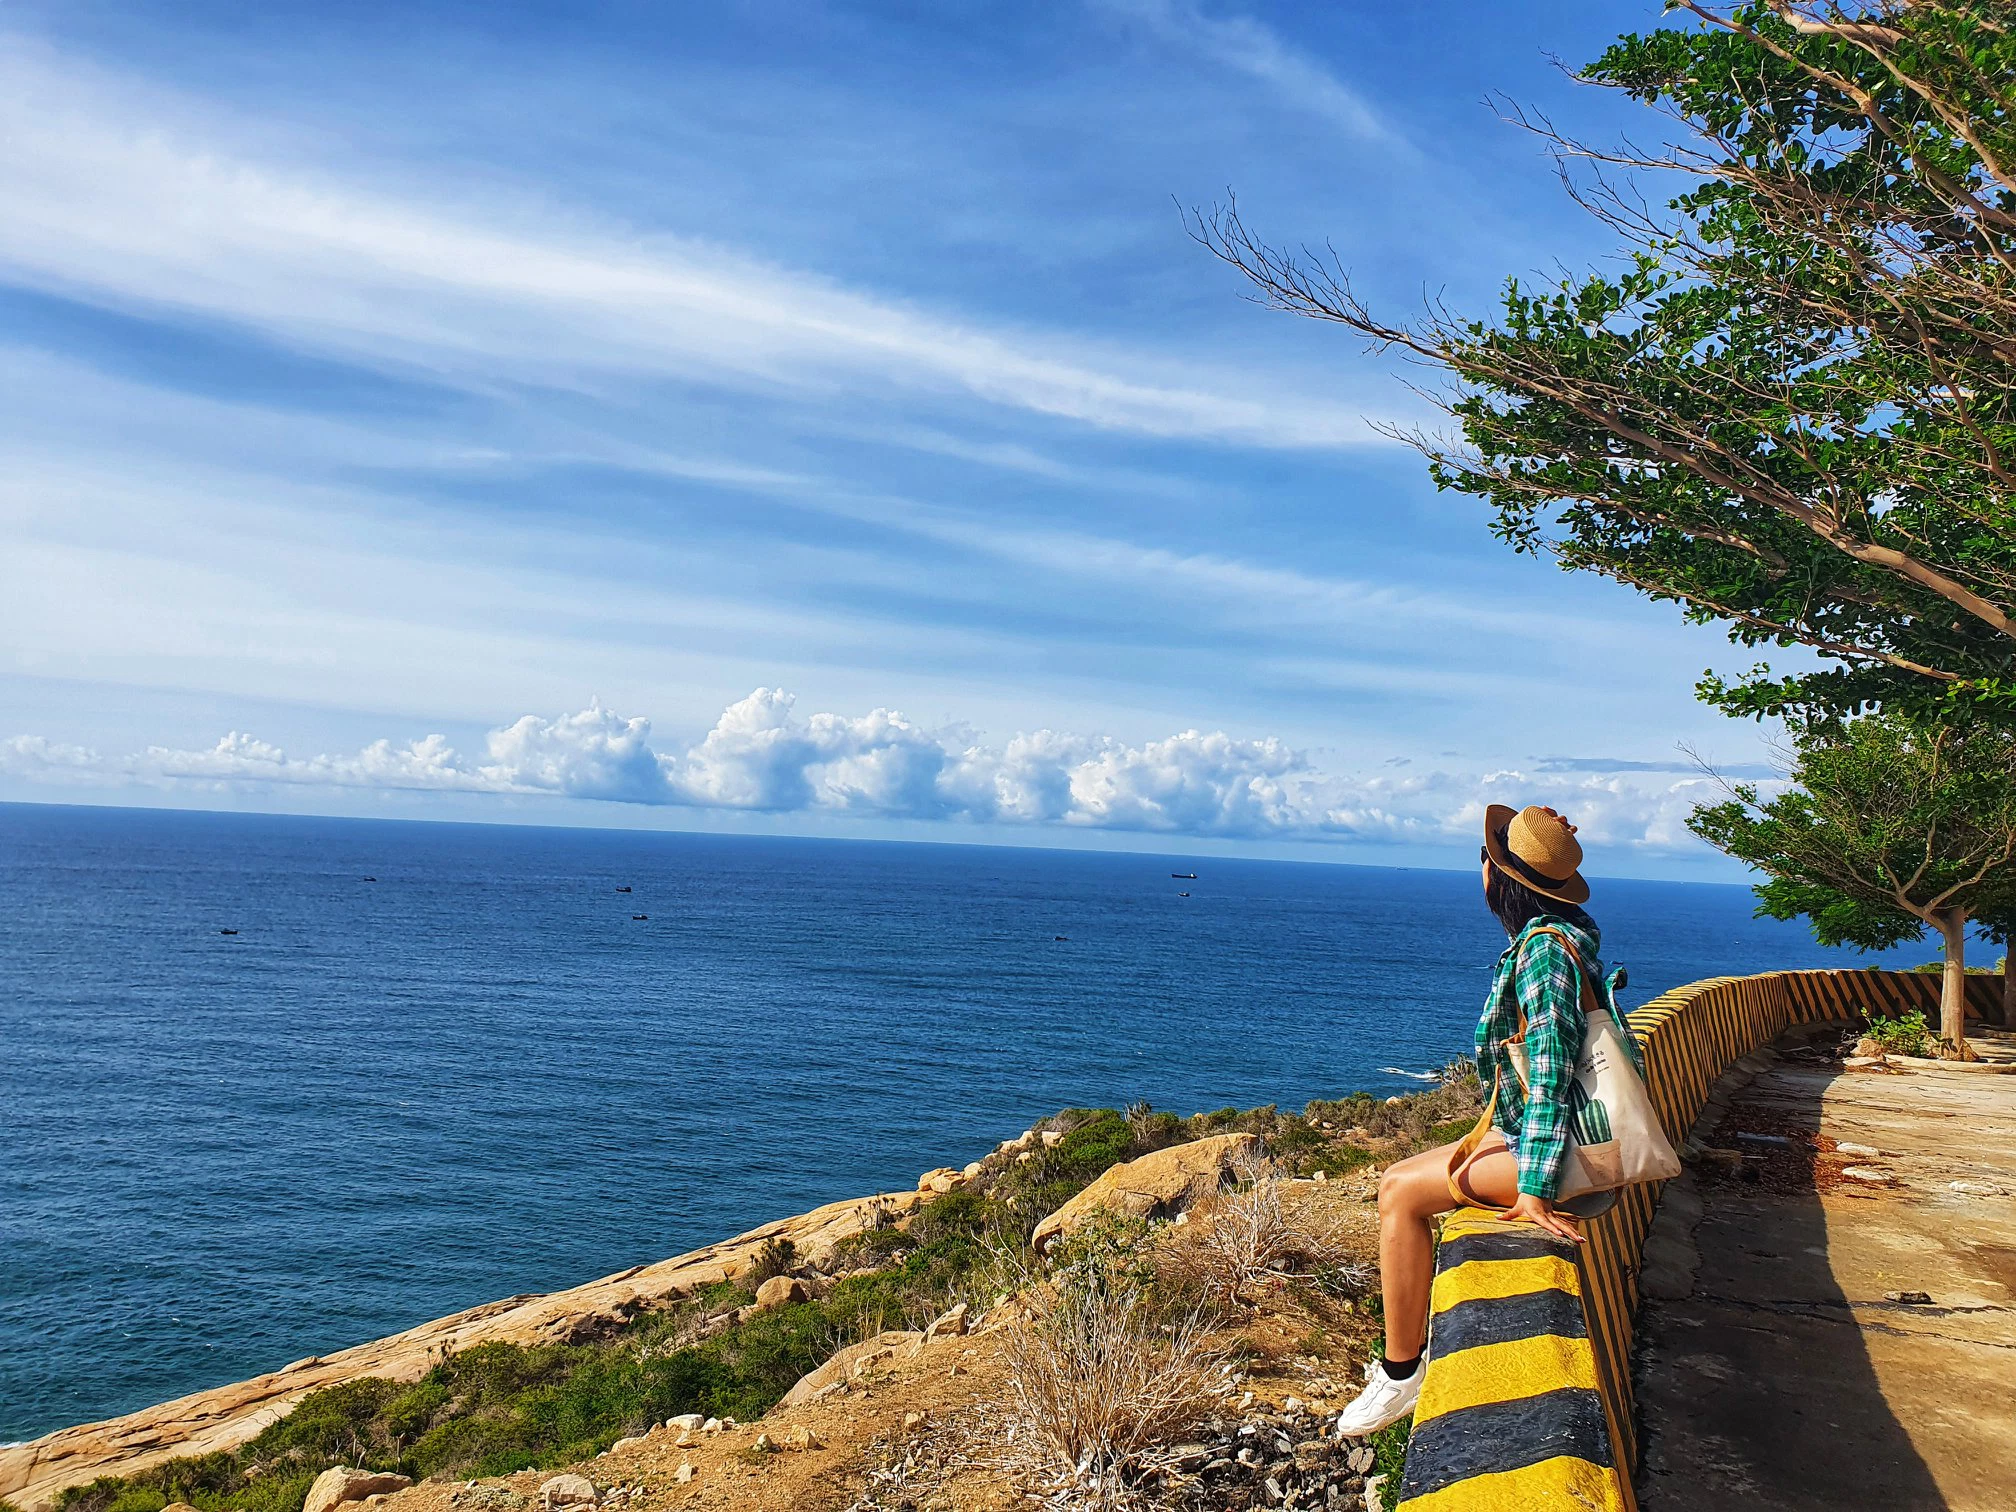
left=1332, top=1358, right=1423, bottom=1439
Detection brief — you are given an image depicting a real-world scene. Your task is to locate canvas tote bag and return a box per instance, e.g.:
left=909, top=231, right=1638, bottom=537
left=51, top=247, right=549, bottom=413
left=1448, top=926, right=1680, bottom=1217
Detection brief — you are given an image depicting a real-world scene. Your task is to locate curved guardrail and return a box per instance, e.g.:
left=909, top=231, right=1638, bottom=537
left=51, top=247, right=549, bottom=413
left=1396, top=968, right=1997, bottom=1511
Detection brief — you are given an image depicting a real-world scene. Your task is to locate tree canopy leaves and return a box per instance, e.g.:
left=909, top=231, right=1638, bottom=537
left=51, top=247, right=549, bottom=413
left=1196, top=2, right=2016, bottom=723
left=1687, top=709, right=2016, bottom=1042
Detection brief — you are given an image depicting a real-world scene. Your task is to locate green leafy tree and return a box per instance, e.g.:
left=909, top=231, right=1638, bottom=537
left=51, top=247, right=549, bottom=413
left=1194, top=1, right=2016, bottom=723
left=1688, top=712, right=2016, bottom=1051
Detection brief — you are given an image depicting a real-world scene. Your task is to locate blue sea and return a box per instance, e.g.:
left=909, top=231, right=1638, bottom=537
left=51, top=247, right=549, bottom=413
left=0, top=802, right=1898, bottom=1441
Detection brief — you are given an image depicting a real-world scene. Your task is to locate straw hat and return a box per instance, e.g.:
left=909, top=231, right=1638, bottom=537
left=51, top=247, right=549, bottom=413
left=1484, top=803, right=1590, bottom=906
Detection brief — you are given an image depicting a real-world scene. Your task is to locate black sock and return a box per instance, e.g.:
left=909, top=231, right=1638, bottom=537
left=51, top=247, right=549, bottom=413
left=1382, top=1353, right=1422, bottom=1380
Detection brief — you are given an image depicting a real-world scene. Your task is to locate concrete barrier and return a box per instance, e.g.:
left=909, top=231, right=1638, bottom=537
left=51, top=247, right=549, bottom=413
left=1396, top=968, right=1986, bottom=1511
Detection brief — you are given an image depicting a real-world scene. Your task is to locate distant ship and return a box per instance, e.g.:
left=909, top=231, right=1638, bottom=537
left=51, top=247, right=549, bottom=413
left=1171, top=872, right=1197, bottom=879
left=615, top=885, right=633, bottom=893
left=632, top=914, right=649, bottom=921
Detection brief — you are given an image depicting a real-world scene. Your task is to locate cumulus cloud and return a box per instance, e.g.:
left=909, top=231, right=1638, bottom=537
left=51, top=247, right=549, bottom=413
left=0, top=690, right=1731, bottom=855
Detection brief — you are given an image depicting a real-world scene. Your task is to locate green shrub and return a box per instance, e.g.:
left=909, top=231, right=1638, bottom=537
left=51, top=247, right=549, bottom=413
left=745, top=1237, right=796, bottom=1286
left=1862, top=1007, right=1935, bottom=1058
left=1369, top=1416, right=1411, bottom=1509
left=57, top=1078, right=1477, bottom=1512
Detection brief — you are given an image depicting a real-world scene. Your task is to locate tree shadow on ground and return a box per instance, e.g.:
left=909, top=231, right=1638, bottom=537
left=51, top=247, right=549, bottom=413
left=1634, top=1042, right=1947, bottom=1511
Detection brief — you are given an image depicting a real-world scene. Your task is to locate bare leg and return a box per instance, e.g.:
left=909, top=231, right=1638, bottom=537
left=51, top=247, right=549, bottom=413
left=1376, top=1136, right=1517, bottom=1359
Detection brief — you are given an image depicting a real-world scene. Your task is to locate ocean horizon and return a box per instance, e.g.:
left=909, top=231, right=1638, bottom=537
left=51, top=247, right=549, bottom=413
left=0, top=801, right=1909, bottom=1441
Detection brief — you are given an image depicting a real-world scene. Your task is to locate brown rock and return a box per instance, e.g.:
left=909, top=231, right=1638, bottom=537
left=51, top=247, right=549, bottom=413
left=537, top=1474, right=598, bottom=1510
left=1030, top=1133, right=1264, bottom=1251
left=0, top=1186, right=923, bottom=1512
left=304, top=1469, right=412, bottom=1512
left=924, top=1303, right=969, bottom=1339
left=754, top=1275, right=809, bottom=1310
left=778, top=1330, right=923, bottom=1406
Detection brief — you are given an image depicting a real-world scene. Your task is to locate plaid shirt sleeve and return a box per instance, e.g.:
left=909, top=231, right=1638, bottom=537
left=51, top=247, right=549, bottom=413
left=1512, top=929, right=1583, bottom=1199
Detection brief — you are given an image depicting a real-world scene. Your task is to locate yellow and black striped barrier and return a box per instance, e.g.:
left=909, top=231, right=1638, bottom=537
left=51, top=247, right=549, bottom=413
left=1396, top=1211, right=1630, bottom=1511
left=1394, top=968, right=1985, bottom=1510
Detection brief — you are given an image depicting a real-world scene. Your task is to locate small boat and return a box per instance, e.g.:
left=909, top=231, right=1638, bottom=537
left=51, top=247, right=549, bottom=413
left=615, top=885, right=632, bottom=893
left=1178, top=891, right=1190, bottom=897
left=1054, top=935, right=1069, bottom=942
left=219, top=928, right=239, bottom=936
left=361, top=876, right=377, bottom=882
left=1171, top=872, right=1197, bottom=879
left=632, top=913, right=649, bottom=921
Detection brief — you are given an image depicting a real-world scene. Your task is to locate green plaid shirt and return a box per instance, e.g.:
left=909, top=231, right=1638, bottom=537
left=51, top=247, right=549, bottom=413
left=1475, top=913, right=1643, bottom=1199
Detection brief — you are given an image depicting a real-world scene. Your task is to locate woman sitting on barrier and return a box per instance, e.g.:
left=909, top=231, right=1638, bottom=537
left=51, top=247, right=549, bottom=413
left=1332, top=803, right=1644, bottom=1438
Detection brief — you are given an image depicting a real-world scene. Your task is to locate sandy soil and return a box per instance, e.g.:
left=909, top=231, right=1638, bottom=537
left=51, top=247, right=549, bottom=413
left=369, top=1178, right=1387, bottom=1512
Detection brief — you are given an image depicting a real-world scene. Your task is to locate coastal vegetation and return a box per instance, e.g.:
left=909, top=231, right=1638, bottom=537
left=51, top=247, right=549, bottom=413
left=54, top=1076, right=1477, bottom=1512
left=1690, top=712, right=2016, bottom=1052
left=1197, top=1, right=2016, bottom=728
left=1859, top=1005, right=1937, bottom=1058
left=1196, top=1, right=2016, bottom=1049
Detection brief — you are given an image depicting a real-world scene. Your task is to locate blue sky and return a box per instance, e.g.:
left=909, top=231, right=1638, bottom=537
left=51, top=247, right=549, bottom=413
left=0, top=1, right=1795, bottom=877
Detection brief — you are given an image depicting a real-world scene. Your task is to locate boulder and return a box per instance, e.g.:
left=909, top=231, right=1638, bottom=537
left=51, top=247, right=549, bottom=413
left=665, top=1412, right=705, bottom=1431
left=162, top=1503, right=201, bottom=1512
left=538, top=1475, right=599, bottom=1509
left=305, top=1469, right=413, bottom=1512
left=1031, top=1133, right=1264, bottom=1252
left=924, top=1302, right=969, bottom=1339
left=917, top=1167, right=963, bottom=1194
left=754, top=1275, right=809, bottom=1310
left=781, top=1425, right=822, bottom=1451
left=779, top=1329, right=922, bottom=1406
left=1040, top=1130, right=1065, bottom=1148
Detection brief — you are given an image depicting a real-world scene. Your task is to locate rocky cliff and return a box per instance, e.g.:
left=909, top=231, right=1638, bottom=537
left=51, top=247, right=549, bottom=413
left=0, top=1189, right=922, bottom=1512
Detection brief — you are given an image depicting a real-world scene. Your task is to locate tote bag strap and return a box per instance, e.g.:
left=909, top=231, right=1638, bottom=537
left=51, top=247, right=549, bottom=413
left=1444, top=922, right=1588, bottom=1215
left=1445, top=1079, right=1507, bottom=1212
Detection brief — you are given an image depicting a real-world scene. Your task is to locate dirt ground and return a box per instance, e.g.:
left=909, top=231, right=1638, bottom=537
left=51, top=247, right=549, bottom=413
left=369, top=1178, right=1387, bottom=1512
left=1636, top=1027, right=2016, bottom=1512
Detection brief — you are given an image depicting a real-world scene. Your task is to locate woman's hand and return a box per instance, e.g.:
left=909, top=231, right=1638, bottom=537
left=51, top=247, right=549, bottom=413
left=1508, top=1191, right=1583, bottom=1245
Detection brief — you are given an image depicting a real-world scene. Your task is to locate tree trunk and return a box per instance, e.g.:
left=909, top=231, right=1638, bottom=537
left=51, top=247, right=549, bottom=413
left=2004, top=944, right=2015, bottom=1029
left=1936, top=909, right=1970, bottom=1054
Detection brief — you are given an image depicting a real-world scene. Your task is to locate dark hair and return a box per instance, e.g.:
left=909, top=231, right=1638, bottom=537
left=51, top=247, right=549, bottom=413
left=1482, top=843, right=1595, bottom=938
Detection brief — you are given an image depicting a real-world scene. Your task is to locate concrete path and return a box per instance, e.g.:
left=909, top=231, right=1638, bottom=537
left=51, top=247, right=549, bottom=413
left=1635, top=1027, right=2016, bottom=1511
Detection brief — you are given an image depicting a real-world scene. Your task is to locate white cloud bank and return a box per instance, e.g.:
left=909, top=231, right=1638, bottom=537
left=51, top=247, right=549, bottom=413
left=0, top=690, right=1728, bottom=853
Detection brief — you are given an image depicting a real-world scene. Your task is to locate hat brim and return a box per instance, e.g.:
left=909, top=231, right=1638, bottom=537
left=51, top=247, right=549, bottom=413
left=1483, top=803, right=1591, bottom=906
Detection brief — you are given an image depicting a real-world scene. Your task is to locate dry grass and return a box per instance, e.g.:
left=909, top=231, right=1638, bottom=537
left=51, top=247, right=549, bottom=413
left=996, top=1229, right=1223, bottom=1509
left=1154, top=1153, right=1372, bottom=1313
